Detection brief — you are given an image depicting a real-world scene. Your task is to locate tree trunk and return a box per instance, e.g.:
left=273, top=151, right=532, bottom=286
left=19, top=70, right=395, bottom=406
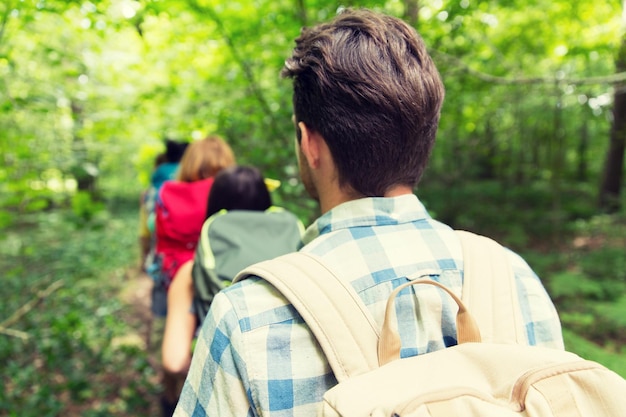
left=599, top=30, right=626, bottom=212
left=404, top=0, right=419, bottom=28
left=577, top=115, right=589, bottom=182
left=295, top=0, right=307, bottom=26
left=70, top=101, right=98, bottom=193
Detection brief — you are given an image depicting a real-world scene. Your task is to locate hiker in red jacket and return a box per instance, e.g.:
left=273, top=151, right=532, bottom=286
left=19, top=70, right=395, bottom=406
left=140, top=139, right=189, bottom=272
left=149, top=135, right=236, bottom=317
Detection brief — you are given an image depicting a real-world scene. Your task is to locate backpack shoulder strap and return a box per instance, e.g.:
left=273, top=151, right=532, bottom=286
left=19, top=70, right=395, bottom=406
left=455, top=230, right=527, bottom=344
left=233, top=252, right=379, bottom=382
left=197, top=210, right=227, bottom=272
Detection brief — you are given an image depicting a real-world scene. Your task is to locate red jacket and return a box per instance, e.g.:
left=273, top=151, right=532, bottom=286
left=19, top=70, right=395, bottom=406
left=154, top=177, right=214, bottom=286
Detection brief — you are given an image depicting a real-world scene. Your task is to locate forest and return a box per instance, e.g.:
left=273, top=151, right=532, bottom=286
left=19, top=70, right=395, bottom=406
left=1, top=0, right=625, bottom=415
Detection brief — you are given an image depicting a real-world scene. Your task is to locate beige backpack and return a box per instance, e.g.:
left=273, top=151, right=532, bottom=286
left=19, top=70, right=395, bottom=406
left=235, top=230, right=626, bottom=416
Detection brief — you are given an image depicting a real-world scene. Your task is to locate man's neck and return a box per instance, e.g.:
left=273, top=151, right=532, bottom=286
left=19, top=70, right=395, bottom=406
left=384, top=185, right=414, bottom=197
left=319, top=184, right=413, bottom=214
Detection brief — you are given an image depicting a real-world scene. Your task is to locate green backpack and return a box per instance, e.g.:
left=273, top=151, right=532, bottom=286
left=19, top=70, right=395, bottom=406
left=191, top=207, right=304, bottom=324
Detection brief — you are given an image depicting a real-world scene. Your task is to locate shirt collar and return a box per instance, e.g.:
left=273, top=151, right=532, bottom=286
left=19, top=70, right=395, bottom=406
left=301, top=194, right=432, bottom=245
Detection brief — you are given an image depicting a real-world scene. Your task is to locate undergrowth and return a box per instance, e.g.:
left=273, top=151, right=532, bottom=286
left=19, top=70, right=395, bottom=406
left=0, top=195, right=160, bottom=416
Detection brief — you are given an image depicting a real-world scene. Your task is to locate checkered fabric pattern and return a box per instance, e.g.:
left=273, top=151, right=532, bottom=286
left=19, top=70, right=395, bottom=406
left=174, top=194, right=564, bottom=417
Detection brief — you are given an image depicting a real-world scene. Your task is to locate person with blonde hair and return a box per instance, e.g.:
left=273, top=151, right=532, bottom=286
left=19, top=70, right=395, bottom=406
left=175, top=135, right=236, bottom=182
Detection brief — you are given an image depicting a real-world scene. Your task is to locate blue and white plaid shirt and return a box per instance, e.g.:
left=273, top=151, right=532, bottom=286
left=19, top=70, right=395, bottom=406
left=174, top=194, right=564, bottom=417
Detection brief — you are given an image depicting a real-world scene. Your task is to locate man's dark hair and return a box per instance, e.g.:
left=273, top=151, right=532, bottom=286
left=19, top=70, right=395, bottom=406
left=206, top=166, right=272, bottom=219
left=282, top=8, right=445, bottom=196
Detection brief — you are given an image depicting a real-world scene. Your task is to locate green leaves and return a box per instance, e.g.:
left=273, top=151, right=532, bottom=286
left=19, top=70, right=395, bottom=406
left=2, top=0, right=621, bottom=220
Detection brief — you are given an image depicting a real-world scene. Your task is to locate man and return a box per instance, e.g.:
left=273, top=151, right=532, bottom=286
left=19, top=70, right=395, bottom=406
left=174, top=8, right=564, bottom=417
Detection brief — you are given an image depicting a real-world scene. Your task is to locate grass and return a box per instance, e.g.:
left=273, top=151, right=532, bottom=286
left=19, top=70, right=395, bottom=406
left=563, top=329, right=626, bottom=377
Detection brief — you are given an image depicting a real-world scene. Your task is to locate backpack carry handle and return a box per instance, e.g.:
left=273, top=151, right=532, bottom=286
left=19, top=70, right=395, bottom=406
left=378, top=278, right=482, bottom=366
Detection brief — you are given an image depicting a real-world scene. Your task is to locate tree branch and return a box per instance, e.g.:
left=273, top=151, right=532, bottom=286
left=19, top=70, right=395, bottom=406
left=0, top=327, right=29, bottom=340
left=0, top=0, right=13, bottom=48
left=187, top=0, right=279, bottom=134
left=0, top=279, right=64, bottom=340
left=434, top=50, right=626, bottom=86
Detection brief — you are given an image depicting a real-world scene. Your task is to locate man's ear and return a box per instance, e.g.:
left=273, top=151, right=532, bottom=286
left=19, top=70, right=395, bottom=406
left=298, top=121, right=321, bottom=169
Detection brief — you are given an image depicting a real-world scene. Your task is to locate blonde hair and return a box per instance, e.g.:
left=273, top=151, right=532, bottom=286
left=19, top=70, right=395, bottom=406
left=177, top=135, right=236, bottom=182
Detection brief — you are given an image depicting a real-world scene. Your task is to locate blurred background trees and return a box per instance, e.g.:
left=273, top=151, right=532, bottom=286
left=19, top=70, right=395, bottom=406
left=1, top=0, right=623, bottom=224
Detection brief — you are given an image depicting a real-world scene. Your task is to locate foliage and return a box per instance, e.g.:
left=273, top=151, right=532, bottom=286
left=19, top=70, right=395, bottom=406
left=543, top=213, right=626, bottom=349
left=0, top=201, right=159, bottom=416
left=417, top=178, right=599, bottom=248
left=71, top=190, right=106, bottom=224
left=1, top=0, right=623, bottom=220
left=563, top=328, right=626, bottom=378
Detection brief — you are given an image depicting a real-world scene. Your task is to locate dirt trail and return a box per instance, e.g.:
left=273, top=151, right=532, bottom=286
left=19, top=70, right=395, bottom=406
left=118, top=268, right=165, bottom=367
left=62, top=269, right=165, bottom=417
left=117, top=268, right=166, bottom=416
